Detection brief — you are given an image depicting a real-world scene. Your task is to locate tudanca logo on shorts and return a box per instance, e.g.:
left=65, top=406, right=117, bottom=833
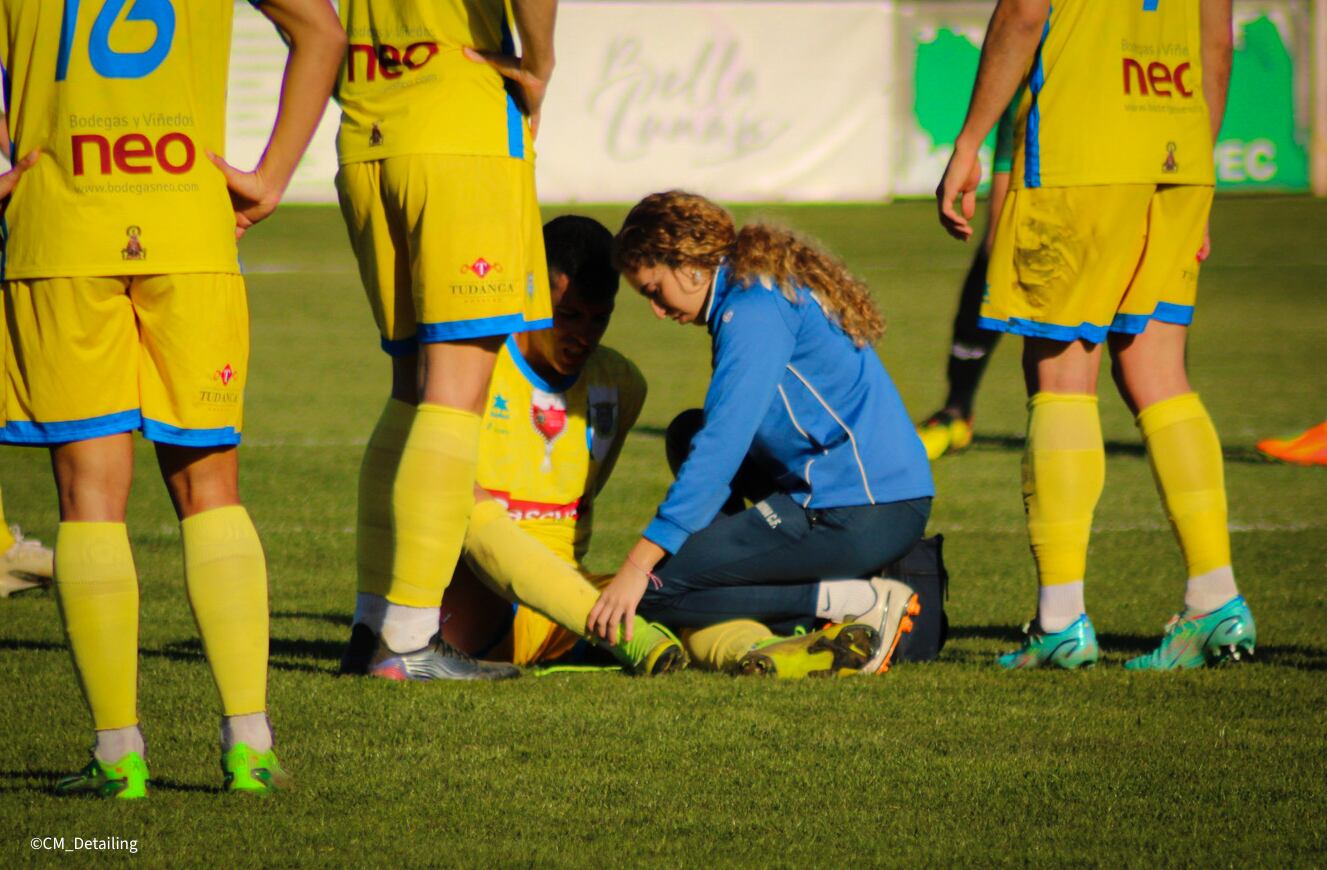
left=199, top=363, right=240, bottom=406
left=755, top=500, right=781, bottom=529
left=453, top=258, right=514, bottom=297
left=347, top=42, right=440, bottom=83
left=465, top=258, right=501, bottom=278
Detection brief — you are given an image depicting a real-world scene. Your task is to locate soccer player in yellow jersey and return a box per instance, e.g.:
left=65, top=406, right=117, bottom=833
left=334, top=0, right=558, bottom=680
left=364, top=215, right=687, bottom=675
left=0, top=0, right=344, bottom=797
left=937, top=0, right=1255, bottom=669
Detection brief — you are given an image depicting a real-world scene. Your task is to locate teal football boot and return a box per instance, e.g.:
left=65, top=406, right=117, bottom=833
left=997, top=614, right=1099, bottom=670
left=1125, top=595, right=1256, bottom=671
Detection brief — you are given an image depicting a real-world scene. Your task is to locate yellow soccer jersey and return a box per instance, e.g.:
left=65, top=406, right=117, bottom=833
left=0, top=0, right=241, bottom=279
left=477, top=337, right=647, bottom=565
left=335, top=0, right=533, bottom=164
left=1010, top=0, right=1214, bottom=189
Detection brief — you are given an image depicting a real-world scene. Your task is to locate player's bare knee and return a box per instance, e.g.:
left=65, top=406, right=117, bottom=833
left=157, top=445, right=241, bottom=519
left=51, top=436, right=135, bottom=522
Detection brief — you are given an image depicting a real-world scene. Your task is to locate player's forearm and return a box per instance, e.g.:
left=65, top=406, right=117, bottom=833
left=510, top=0, right=557, bottom=80
left=955, top=0, right=1049, bottom=153
left=982, top=171, right=1011, bottom=252
left=255, top=0, right=346, bottom=192
left=1200, top=0, right=1234, bottom=140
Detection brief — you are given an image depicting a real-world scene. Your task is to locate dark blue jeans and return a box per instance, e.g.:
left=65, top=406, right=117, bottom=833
left=641, top=410, right=931, bottom=629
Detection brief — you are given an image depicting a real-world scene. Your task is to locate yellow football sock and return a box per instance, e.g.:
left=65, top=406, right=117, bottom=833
left=182, top=506, right=268, bottom=717
left=0, top=485, right=13, bottom=551
left=1137, top=392, right=1232, bottom=577
left=388, top=403, right=480, bottom=608
left=464, top=499, right=599, bottom=634
left=54, top=522, right=139, bottom=730
left=1024, top=393, right=1105, bottom=588
left=357, top=398, right=415, bottom=599
left=682, top=620, right=773, bottom=672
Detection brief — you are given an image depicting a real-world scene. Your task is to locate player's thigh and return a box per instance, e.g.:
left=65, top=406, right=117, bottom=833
left=383, top=154, right=550, bottom=344
left=1114, top=185, right=1212, bottom=333
left=984, top=185, right=1154, bottom=342
left=336, top=161, right=416, bottom=353
left=1, top=277, right=139, bottom=444
left=130, top=274, right=247, bottom=448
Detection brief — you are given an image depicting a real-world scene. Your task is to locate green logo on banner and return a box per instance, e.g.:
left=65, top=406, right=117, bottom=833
left=1216, top=15, right=1308, bottom=189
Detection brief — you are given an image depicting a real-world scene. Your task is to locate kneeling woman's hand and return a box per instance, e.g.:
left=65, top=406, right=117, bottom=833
left=588, top=539, right=665, bottom=645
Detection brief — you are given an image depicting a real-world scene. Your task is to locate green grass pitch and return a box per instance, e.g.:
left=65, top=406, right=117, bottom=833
left=1, top=199, right=1324, bottom=865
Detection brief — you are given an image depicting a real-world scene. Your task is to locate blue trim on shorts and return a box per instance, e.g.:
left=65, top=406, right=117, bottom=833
left=380, top=335, right=418, bottom=357
left=380, top=315, right=551, bottom=354
left=418, top=312, right=535, bottom=344
left=141, top=419, right=241, bottom=448
left=500, top=19, right=525, bottom=159
left=1024, top=13, right=1051, bottom=188
left=505, top=335, right=578, bottom=394
left=1109, top=302, right=1195, bottom=334
left=980, top=301, right=1196, bottom=344
left=0, top=409, right=142, bottom=446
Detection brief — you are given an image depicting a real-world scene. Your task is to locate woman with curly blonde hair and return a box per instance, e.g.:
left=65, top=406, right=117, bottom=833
left=587, top=191, right=935, bottom=676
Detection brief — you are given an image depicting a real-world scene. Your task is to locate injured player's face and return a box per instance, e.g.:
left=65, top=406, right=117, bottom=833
left=533, top=272, right=615, bottom=376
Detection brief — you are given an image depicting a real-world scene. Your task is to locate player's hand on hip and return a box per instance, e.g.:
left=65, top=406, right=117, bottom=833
left=1197, top=224, right=1212, bottom=262
left=464, top=46, right=551, bottom=140
left=587, top=566, right=650, bottom=645
left=0, top=149, right=40, bottom=209
left=936, top=144, right=983, bottom=241
left=206, top=151, right=283, bottom=240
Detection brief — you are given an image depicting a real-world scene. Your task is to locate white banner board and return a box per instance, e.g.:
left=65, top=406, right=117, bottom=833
left=536, top=2, right=895, bottom=202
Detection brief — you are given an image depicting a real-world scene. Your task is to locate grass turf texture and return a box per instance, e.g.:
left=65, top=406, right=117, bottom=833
left=2, top=199, right=1324, bottom=865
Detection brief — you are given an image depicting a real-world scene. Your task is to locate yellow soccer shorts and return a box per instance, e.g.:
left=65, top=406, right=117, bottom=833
left=488, top=571, right=611, bottom=667
left=335, top=154, right=552, bottom=356
left=1, top=274, right=248, bottom=447
left=982, top=184, right=1213, bottom=343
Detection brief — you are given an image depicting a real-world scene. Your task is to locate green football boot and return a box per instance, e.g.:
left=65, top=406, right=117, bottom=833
left=735, top=623, right=877, bottom=678
left=612, top=618, right=688, bottom=676
left=55, top=752, right=149, bottom=800
left=997, top=614, right=1099, bottom=670
left=222, top=744, right=291, bottom=794
left=1125, top=595, right=1256, bottom=671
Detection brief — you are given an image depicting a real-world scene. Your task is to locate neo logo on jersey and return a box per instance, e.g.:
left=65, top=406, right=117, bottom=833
left=347, top=42, right=440, bottom=83
left=57, top=0, right=177, bottom=82
left=1122, top=58, right=1194, bottom=98
left=71, top=131, right=195, bottom=176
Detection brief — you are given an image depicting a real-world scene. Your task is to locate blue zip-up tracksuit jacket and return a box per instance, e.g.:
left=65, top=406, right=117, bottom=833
left=644, top=266, right=935, bottom=554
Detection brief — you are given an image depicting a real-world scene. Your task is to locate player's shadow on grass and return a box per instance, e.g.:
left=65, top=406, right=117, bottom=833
left=0, top=769, right=218, bottom=795
left=0, top=637, right=332, bottom=677
left=970, top=433, right=1266, bottom=464
left=272, top=610, right=352, bottom=628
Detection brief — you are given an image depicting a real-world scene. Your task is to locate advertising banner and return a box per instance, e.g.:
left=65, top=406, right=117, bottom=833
left=536, top=2, right=895, bottom=202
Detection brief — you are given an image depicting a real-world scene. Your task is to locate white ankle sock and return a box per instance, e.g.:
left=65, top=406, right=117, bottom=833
left=381, top=602, right=440, bottom=652
left=815, top=579, right=877, bottom=622
left=353, top=593, right=389, bottom=634
left=1184, top=566, right=1239, bottom=613
left=221, top=712, right=273, bottom=753
left=1037, top=582, right=1085, bottom=633
left=94, top=726, right=145, bottom=763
